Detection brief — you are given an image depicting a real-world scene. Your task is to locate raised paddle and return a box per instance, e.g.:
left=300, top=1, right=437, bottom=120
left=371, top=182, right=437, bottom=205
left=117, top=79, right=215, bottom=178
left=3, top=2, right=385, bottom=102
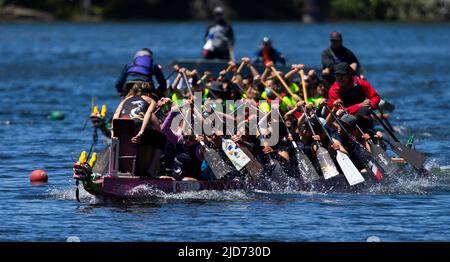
left=236, top=60, right=246, bottom=75
left=276, top=108, right=320, bottom=183
left=270, top=65, right=300, bottom=102
left=309, top=109, right=365, bottom=186
left=326, top=106, right=385, bottom=181
left=337, top=104, right=400, bottom=175
left=299, top=69, right=309, bottom=104
left=178, top=108, right=232, bottom=180
left=301, top=107, right=340, bottom=180
left=370, top=110, right=426, bottom=170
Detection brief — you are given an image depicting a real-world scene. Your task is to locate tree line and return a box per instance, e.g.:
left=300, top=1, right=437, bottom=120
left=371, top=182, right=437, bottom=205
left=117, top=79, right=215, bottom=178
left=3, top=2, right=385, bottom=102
left=1, top=0, right=449, bottom=21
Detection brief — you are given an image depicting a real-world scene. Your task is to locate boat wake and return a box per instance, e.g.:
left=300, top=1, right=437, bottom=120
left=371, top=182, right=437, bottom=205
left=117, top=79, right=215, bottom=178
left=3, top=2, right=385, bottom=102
left=45, top=159, right=449, bottom=204
left=46, top=186, right=99, bottom=204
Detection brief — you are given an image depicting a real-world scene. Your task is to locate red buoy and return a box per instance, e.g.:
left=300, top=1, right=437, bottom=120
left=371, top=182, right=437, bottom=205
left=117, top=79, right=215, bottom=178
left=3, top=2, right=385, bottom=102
left=30, top=169, right=48, bottom=184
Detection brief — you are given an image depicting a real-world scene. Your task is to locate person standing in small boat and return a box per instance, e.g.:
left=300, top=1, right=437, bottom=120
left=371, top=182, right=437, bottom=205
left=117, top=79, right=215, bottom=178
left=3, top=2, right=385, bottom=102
left=251, top=37, right=287, bottom=66
left=203, top=6, right=235, bottom=60
left=115, top=48, right=167, bottom=98
left=326, top=62, right=380, bottom=132
left=112, top=84, right=166, bottom=177
left=321, top=32, right=363, bottom=85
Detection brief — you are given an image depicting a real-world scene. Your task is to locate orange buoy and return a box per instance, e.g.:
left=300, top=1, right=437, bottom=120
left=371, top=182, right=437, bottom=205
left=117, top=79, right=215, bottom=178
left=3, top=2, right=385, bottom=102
left=30, top=169, right=48, bottom=184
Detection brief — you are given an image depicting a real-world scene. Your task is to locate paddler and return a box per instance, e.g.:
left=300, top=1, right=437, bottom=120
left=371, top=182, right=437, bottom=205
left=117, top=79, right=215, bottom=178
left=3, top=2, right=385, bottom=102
left=203, top=6, right=235, bottom=60
left=160, top=102, right=205, bottom=181
left=112, top=83, right=166, bottom=177
left=115, top=48, right=167, bottom=99
left=321, top=32, right=363, bottom=85
left=251, top=37, right=287, bottom=66
left=326, top=62, right=380, bottom=132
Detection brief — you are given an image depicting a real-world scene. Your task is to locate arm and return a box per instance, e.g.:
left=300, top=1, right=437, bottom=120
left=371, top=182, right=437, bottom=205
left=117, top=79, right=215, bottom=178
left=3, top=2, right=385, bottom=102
left=114, top=65, right=128, bottom=95
left=161, top=110, right=182, bottom=145
left=321, top=49, right=335, bottom=70
left=360, top=80, right=380, bottom=109
left=275, top=50, right=287, bottom=66
left=153, top=64, right=167, bottom=93
left=137, top=96, right=156, bottom=134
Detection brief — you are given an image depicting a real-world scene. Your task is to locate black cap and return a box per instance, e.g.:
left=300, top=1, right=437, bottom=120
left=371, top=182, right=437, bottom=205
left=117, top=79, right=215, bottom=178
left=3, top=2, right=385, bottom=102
left=330, top=31, right=342, bottom=41
left=334, top=62, right=352, bottom=75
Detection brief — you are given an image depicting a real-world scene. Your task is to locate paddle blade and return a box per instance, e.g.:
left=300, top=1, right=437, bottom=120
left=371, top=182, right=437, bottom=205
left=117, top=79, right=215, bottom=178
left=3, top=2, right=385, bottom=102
left=203, top=148, right=232, bottom=180
left=239, top=146, right=264, bottom=179
left=370, top=143, right=400, bottom=175
left=316, top=147, right=340, bottom=179
left=222, top=139, right=251, bottom=171
left=335, top=151, right=365, bottom=186
left=390, top=140, right=426, bottom=170
left=350, top=142, right=385, bottom=181
left=294, top=146, right=320, bottom=183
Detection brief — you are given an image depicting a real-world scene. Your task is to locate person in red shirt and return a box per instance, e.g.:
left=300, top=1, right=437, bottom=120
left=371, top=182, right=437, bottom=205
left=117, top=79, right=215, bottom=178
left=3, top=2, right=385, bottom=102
left=326, top=62, right=380, bottom=131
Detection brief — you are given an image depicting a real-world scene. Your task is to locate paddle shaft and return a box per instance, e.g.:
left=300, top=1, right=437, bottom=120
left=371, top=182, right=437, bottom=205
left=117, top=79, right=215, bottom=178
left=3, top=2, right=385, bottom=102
left=299, top=69, right=309, bottom=103
left=301, top=107, right=323, bottom=147
left=270, top=66, right=299, bottom=101
left=180, top=71, right=193, bottom=97
left=370, top=109, right=400, bottom=142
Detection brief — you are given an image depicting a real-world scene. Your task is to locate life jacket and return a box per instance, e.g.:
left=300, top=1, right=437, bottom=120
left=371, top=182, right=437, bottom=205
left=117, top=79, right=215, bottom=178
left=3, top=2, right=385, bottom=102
left=119, top=96, right=150, bottom=125
left=126, top=55, right=153, bottom=76
left=308, top=96, right=325, bottom=108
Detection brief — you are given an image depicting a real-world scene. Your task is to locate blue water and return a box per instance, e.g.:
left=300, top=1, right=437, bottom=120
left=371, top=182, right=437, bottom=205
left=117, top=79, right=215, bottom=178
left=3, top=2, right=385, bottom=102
left=0, top=22, right=449, bottom=241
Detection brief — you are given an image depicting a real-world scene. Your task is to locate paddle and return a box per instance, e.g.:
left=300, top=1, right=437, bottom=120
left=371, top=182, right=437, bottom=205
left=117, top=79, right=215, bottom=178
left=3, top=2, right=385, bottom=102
left=208, top=104, right=262, bottom=178
left=378, top=106, right=395, bottom=133
left=270, top=65, right=300, bottom=102
left=276, top=107, right=320, bottom=183
left=337, top=104, right=400, bottom=175
left=370, top=110, right=426, bottom=170
left=299, top=69, right=309, bottom=104
left=326, top=106, right=385, bottom=181
left=301, top=107, right=340, bottom=180
left=309, top=109, right=365, bottom=186
left=178, top=108, right=232, bottom=180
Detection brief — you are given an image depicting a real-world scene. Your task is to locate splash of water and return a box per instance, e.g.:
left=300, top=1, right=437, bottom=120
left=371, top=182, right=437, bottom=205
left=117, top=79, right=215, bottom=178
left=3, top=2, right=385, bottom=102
left=46, top=186, right=99, bottom=204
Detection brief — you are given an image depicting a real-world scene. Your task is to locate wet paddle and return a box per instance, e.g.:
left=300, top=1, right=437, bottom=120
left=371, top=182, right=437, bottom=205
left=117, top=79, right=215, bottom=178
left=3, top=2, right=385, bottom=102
left=276, top=108, right=320, bottom=183
left=178, top=109, right=232, bottom=180
left=209, top=105, right=262, bottom=178
left=326, top=106, right=385, bottom=181
left=301, top=107, right=340, bottom=180
left=337, top=104, right=400, bottom=175
left=370, top=110, right=426, bottom=170
left=309, top=109, right=365, bottom=186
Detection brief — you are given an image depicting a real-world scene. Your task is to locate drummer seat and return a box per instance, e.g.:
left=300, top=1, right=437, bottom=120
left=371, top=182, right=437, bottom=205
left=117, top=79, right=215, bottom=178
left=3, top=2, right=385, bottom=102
left=109, top=119, right=138, bottom=177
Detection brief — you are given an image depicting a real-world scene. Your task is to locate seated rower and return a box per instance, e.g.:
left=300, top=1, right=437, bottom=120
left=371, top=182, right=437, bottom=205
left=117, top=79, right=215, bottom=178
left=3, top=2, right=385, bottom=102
left=326, top=62, right=380, bottom=133
left=160, top=103, right=205, bottom=181
left=112, top=84, right=165, bottom=177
